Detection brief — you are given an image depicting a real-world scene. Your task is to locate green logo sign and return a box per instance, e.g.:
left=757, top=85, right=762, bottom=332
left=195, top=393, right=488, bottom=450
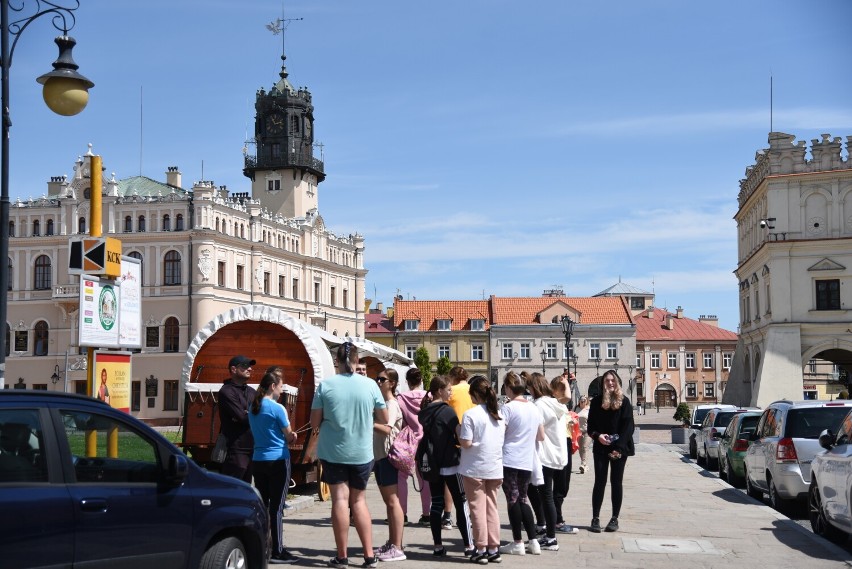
left=99, top=286, right=117, bottom=330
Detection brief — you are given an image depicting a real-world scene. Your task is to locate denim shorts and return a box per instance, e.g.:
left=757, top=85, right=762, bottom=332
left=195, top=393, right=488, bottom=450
left=320, top=459, right=374, bottom=490
left=373, top=457, right=399, bottom=487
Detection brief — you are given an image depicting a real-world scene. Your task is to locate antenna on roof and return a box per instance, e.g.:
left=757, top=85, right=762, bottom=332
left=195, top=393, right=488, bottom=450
left=770, top=72, right=773, bottom=133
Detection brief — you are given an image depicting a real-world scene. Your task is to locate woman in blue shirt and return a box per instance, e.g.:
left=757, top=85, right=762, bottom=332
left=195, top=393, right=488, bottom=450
left=249, top=371, right=298, bottom=564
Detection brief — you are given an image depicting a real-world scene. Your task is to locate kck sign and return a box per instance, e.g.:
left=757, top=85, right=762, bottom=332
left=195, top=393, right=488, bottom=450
left=69, top=237, right=122, bottom=277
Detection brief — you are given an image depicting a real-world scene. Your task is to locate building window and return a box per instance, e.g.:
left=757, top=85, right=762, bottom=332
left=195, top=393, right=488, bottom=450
left=146, top=326, right=159, bottom=348
left=292, top=278, right=299, bottom=299
left=8, top=221, right=14, bottom=236
left=163, top=250, right=181, bottom=285
left=686, top=382, right=697, bottom=398
left=279, top=275, right=285, bottom=297
left=267, top=179, right=281, bottom=191
left=686, top=353, right=696, bottom=369
left=471, top=344, right=484, bottom=361
left=704, top=382, right=715, bottom=398
left=564, top=343, right=575, bottom=359
left=330, top=286, right=336, bottom=306
left=703, top=353, right=714, bottom=369
left=651, top=353, right=661, bottom=369
left=162, top=214, right=171, bottom=232
left=175, top=214, right=184, bottom=231
left=32, top=220, right=40, bottom=236
left=631, top=297, right=645, bottom=310
left=636, top=382, right=645, bottom=397
left=636, top=353, right=642, bottom=367
left=502, top=343, right=514, bottom=359
left=723, top=352, right=733, bottom=369
left=34, top=254, right=51, bottom=290
left=546, top=342, right=558, bottom=359
left=471, top=319, right=485, bottom=331
left=164, top=317, right=179, bottom=353
left=439, top=345, right=450, bottom=359
left=73, top=380, right=87, bottom=395
left=342, top=289, right=348, bottom=309
left=138, top=215, right=146, bottom=232
left=217, top=261, right=225, bottom=287
left=404, top=320, right=419, bottom=331
left=520, top=342, right=530, bottom=359
left=236, top=265, right=244, bottom=290
left=78, top=217, right=86, bottom=234
left=405, top=345, right=417, bottom=359
left=163, top=380, right=179, bottom=411
left=668, top=353, right=678, bottom=368
left=131, top=381, right=141, bottom=412
left=124, top=215, right=132, bottom=232
left=314, top=282, right=321, bottom=303
left=33, top=321, right=48, bottom=356
left=45, top=219, right=54, bottom=236
left=263, top=272, right=270, bottom=295
left=272, top=143, right=281, bottom=159
left=607, top=342, right=618, bottom=359
left=437, top=319, right=451, bottom=331
left=589, top=343, right=600, bottom=360
left=14, top=330, right=27, bottom=352
left=127, top=251, right=143, bottom=284
left=816, top=279, right=841, bottom=310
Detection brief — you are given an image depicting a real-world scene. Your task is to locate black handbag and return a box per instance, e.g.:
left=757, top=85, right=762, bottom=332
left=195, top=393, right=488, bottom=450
left=211, top=433, right=228, bottom=464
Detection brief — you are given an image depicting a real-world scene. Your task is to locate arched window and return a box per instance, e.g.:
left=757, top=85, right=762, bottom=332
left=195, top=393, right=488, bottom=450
left=124, top=215, right=132, bottom=232
left=7, top=257, right=12, bottom=291
left=32, top=220, right=40, bottom=236
left=128, top=251, right=143, bottom=284
left=164, top=317, right=179, bottom=352
left=290, top=114, right=299, bottom=134
left=162, top=214, right=171, bottom=232
left=163, top=250, right=181, bottom=285
left=175, top=214, right=184, bottom=231
left=8, top=221, right=14, bottom=237
left=240, top=224, right=245, bottom=239
left=34, top=255, right=51, bottom=290
left=138, top=215, right=146, bottom=232
left=34, top=321, right=48, bottom=356
left=46, top=219, right=54, bottom=236
left=78, top=217, right=86, bottom=234
left=215, top=218, right=220, bottom=232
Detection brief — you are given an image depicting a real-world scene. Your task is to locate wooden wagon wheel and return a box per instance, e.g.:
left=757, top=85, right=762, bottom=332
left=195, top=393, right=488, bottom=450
left=318, top=462, right=331, bottom=501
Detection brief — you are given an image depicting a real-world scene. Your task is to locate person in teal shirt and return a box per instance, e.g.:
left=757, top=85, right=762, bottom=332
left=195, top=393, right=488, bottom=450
left=311, top=342, right=387, bottom=568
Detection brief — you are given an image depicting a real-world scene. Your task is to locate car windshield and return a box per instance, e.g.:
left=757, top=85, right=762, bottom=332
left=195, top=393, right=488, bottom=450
left=715, top=412, right=738, bottom=427
left=786, top=407, right=852, bottom=439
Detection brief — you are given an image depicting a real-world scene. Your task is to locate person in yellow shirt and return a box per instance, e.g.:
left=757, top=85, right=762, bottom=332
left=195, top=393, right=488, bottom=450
left=442, top=366, right=474, bottom=529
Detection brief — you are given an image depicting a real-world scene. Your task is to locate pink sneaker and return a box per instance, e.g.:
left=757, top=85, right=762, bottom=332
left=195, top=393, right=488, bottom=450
left=376, top=544, right=406, bottom=562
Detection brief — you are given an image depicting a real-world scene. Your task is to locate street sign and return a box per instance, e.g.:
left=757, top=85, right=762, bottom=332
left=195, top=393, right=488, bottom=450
left=69, top=236, right=122, bottom=277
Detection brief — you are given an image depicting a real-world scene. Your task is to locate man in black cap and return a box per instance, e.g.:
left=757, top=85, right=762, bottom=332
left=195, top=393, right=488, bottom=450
left=218, top=355, right=257, bottom=482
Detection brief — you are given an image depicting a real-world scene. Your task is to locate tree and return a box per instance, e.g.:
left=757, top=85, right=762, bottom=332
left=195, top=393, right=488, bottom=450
left=436, top=356, right=453, bottom=376
left=414, top=347, right=433, bottom=390
left=673, top=402, right=691, bottom=426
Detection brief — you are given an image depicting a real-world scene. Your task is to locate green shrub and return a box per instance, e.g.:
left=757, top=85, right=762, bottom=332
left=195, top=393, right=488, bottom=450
left=673, top=402, right=691, bottom=426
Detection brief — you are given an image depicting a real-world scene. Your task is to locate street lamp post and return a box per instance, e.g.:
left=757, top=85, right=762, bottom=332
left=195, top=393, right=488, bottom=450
left=570, top=354, right=578, bottom=376
left=593, top=356, right=602, bottom=377
left=0, top=0, right=93, bottom=387
left=540, top=348, right=547, bottom=374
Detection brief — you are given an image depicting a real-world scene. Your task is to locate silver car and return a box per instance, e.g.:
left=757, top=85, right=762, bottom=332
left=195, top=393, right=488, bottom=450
left=810, top=409, right=852, bottom=544
left=696, top=407, right=758, bottom=471
left=744, top=400, right=852, bottom=512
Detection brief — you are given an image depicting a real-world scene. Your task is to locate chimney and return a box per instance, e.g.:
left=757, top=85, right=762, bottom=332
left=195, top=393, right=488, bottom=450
left=647, top=306, right=655, bottom=318
left=665, top=314, right=675, bottom=330
left=47, top=175, right=68, bottom=196
left=676, top=306, right=684, bottom=319
left=166, top=166, right=182, bottom=189
left=699, top=314, right=719, bottom=327
left=387, top=307, right=395, bottom=319
left=376, top=302, right=384, bottom=313
left=364, top=298, right=372, bottom=313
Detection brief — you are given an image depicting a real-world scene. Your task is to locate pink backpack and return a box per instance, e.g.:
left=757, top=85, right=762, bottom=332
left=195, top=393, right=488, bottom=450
left=387, top=424, right=419, bottom=477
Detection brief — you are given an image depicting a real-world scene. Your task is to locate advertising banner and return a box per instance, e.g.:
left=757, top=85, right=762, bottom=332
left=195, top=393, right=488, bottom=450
left=93, top=351, right=132, bottom=413
left=79, top=256, right=143, bottom=349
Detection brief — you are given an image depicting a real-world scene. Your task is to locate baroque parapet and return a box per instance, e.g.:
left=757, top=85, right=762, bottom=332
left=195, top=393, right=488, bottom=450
left=738, top=132, right=851, bottom=207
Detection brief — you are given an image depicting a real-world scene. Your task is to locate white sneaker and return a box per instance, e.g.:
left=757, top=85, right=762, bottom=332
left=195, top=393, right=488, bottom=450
left=498, top=542, right=525, bottom=556
left=526, top=540, right=541, bottom=555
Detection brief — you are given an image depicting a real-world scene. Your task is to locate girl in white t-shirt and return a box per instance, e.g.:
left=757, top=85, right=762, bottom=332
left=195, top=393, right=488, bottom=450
left=459, top=375, right=505, bottom=564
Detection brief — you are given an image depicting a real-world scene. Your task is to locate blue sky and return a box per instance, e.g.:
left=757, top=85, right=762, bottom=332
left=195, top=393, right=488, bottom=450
left=7, top=0, right=852, bottom=332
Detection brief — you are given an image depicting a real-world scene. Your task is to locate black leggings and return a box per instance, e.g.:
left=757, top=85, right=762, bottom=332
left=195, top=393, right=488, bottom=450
left=527, top=466, right=558, bottom=538
left=502, top=467, right=537, bottom=541
left=428, top=473, right=472, bottom=548
left=591, top=452, right=627, bottom=519
left=553, top=441, right=572, bottom=524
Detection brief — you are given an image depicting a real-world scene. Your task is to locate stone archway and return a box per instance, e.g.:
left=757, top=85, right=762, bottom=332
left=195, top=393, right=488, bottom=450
left=801, top=342, right=852, bottom=400
left=654, top=382, right=677, bottom=408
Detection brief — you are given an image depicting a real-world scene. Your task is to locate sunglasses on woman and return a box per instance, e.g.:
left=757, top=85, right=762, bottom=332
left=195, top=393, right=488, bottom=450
left=376, top=376, right=388, bottom=384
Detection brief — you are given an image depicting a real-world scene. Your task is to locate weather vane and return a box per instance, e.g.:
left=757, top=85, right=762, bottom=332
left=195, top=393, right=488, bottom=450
left=266, top=11, right=303, bottom=58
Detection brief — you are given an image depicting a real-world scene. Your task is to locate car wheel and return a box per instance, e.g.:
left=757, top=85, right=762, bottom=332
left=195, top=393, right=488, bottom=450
left=689, top=436, right=697, bottom=459
left=768, top=477, right=790, bottom=514
left=200, top=536, right=247, bottom=569
left=745, top=473, right=763, bottom=500
left=696, top=444, right=705, bottom=466
left=725, top=460, right=742, bottom=488
left=809, top=480, right=846, bottom=544
left=719, top=455, right=728, bottom=480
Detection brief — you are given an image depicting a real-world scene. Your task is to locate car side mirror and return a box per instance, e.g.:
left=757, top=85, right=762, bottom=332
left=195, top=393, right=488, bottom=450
left=712, top=431, right=722, bottom=440
left=691, top=423, right=701, bottom=430
left=818, top=429, right=835, bottom=451
left=165, top=453, right=189, bottom=485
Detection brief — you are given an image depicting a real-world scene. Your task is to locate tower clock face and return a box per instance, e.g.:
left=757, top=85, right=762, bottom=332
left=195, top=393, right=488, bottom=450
left=267, top=112, right=285, bottom=135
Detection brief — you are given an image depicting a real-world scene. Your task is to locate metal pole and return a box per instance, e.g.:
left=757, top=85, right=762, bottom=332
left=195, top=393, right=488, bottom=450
left=1, top=0, right=12, bottom=388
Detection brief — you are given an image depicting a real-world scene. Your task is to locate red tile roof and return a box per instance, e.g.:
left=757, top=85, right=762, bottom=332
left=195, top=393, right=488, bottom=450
left=365, top=312, right=395, bottom=334
left=635, top=308, right=738, bottom=342
left=490, top=296, right=633, bottom=325
left=393, top=300, right=491, bottom=331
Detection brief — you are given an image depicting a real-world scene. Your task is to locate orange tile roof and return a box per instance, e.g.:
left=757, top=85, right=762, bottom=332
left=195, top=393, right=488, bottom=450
left=634, top=308, right=738, bottom=342
left=393, top=300, right=491, bottom=331
left=490, top=296, right=633, bottom=325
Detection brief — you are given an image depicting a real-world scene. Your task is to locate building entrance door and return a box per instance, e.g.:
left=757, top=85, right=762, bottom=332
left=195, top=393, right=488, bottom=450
left=654, top=384, right=677, bottom=408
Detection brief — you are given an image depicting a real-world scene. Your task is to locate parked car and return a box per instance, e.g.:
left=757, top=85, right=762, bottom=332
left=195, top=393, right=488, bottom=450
left=696, top=407, right=758, bottom=470
left=809, top=409, right=852, bottom=544
left=744, top=399, right=852, bottom=512
left=688, top=404, right=736, bottom=459
left=0, top=391, right=269, bottom=569
left=718, top=411, right=762, bottom=487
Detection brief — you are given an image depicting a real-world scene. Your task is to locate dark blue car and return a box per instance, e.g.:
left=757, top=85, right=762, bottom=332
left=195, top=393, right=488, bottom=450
left=0, top=390, right=268, bottom=569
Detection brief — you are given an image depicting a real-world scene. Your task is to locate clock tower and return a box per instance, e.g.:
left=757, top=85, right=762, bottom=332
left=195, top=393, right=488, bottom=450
left=243, top=49, right=324, bottom=218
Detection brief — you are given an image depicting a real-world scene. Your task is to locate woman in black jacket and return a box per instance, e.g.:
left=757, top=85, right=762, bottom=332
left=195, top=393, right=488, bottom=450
left=586, top=370, right=634, bottom=534
left=419, top=375, right=474, bottom=557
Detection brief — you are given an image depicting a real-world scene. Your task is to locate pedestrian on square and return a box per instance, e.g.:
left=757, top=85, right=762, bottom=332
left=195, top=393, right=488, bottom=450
left=526, top=373, right=573, bottom=551
left=444, top=365, right=474, bottom=529
left=459, top=375, right=505, bottom=564
left=498, top=372, right=544, bottom=557
left=356, top=358, right=369, bottom=377
left=587, top=369, right=635, bottom=534
left=396, top=368, right=431, bottom=526
left=218, top=355, right=257, bottom=483
left=576, top=396, right=590, bottom=474
left=550, top=376, right=579, bottom=534
left=372, top=369, right=406, bottom=562
left=248, top=371, right=298, bottom=564
left=418, top=375, right=474, bottom=558
left=311, top=342, right=388, bottom=568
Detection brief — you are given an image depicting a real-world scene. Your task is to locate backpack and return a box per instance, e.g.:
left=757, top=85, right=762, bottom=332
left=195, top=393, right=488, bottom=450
left=415, top=434, right=441, bottom=483
left=387, top=425, right=418, bottom=477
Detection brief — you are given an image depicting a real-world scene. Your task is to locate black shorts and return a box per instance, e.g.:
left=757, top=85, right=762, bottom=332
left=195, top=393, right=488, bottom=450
left=320, top=459, right=374, bottom=490
left=373, top=457, right=399, bottom=487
